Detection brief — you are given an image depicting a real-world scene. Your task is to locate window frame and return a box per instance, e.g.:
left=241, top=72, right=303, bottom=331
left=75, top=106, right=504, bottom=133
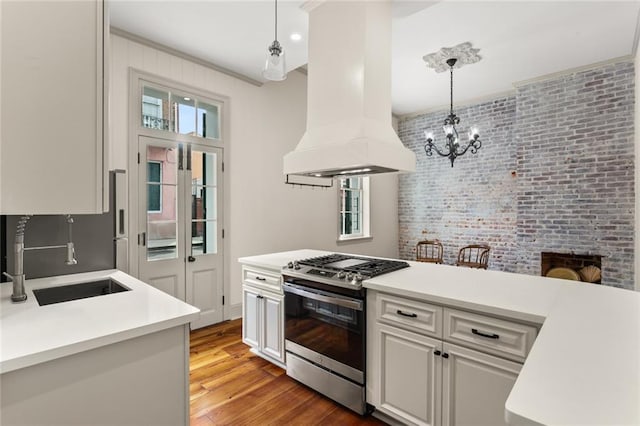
left=338, top=176, right=371, bottom=241
left=139, top=80, right=223, bottom=142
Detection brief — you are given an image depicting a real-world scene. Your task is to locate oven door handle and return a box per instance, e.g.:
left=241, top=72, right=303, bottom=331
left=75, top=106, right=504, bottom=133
left=283, top=283, right=364, bottom=311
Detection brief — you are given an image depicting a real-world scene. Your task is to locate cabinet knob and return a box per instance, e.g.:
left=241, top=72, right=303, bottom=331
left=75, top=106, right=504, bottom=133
left=442, top=353, right=449, bottom=359
left=434, top=350, right=441, bottom=356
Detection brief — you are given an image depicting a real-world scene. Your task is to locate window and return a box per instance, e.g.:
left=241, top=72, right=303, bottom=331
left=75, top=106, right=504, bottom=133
left=142, top=86, right=170, bottom=131
left=147, top=161, right=162, bottom=213
left=339, top=177, right=370, bottom=240
left=141, top=82, right=221, bottom=140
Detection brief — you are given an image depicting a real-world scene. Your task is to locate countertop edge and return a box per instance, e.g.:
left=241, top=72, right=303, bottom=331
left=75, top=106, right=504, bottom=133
left=0, top=312, right=199, bottom=374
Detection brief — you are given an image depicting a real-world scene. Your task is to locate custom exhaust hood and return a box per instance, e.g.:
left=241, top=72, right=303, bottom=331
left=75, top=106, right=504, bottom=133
left=283, top=0, right=415, bottom=178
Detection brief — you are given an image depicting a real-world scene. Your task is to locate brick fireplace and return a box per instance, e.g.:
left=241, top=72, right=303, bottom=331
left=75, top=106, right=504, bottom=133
left=541, top=252, right=602, bottom=283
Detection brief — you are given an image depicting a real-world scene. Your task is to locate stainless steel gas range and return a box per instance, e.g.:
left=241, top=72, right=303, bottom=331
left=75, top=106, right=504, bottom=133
left=282, top=254, right=409, bottom=414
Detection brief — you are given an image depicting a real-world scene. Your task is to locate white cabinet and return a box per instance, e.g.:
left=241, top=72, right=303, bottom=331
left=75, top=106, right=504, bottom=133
left=261, top=292, right=284, bottom=361
left=443, top=308, right=537, bottom=363
left=243, top=287, right=261, bottom=348
left=378, top=323, right=442, bottom=426
left=369, top=290, right=534, bottom=426
left=441, top=343, right=521, bottom=426
left=0, top=0, right=108, bottom=214
left=241, top=265, right=285, bottom=367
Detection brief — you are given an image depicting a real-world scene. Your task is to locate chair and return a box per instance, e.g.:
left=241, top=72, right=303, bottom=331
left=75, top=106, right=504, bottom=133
left=456, top=244, right=490, bottom=269
left=416, top=240, right=444, bottom=264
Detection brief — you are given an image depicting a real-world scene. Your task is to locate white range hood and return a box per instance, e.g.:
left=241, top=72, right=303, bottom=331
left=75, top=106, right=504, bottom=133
left=283, top=0, right=415, bottom=178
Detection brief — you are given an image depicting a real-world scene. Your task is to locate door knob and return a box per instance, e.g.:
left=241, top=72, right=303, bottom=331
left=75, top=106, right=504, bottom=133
left=188, top=256, right=196, bottom=262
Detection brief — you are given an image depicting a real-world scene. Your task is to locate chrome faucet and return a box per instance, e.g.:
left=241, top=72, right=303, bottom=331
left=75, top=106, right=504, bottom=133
left=3, top=215, right=78, bottom=303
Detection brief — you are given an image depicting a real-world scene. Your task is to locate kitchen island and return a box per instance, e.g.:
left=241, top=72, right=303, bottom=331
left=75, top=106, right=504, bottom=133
left=239, top=249, right=639, bottom=426
left=0, top=269, right=200, bottom=426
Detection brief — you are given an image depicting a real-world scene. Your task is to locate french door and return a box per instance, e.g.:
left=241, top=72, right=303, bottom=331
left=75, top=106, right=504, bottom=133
left=138, top=136, right=223, bottom=329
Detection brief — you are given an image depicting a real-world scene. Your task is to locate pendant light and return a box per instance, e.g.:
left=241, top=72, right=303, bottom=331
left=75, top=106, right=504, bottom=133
left=263, top=0, right=287, bottom=81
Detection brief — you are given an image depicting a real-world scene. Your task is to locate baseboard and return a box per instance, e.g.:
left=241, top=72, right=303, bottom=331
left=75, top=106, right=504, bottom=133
left=227, top=302, right=242, bottom=320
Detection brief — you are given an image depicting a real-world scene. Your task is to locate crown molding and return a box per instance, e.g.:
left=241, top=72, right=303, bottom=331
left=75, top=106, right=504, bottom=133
left=513, top=55, right=634, bottom=88
left=300, top=0, right=326, bottom=13
left=110, top=26, right=263, bottom=87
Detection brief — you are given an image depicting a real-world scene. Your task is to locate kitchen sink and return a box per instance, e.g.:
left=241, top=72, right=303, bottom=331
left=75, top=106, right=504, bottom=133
left=33, top=279, right=130, bottom=306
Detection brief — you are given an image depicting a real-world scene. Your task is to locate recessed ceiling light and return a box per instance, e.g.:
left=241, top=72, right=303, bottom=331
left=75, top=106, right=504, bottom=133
left=290, top=33, right=302, bottom=42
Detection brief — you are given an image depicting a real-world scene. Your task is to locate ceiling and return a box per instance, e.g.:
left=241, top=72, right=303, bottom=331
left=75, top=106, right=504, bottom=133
left=110, top=1, right=640, bottom=116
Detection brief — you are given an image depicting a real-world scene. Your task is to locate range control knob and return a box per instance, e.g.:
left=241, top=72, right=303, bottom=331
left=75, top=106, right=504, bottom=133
left=293, top=261, right=301, bottom=270
left=287, top=261, right=294, bottom=269
left=346, top=273, right=354, bottom=281
left=354, top=273, right=364, bottom=283
left=337, top=271, right=346, bottom=279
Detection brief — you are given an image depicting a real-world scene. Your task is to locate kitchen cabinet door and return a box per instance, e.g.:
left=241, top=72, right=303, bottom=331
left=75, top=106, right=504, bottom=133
left=261, top=292, right=284, bottom=363
left=242, top=287, right=260, bottom=349
left=441, top=342, right=521, bottom=426
left=0, top=0, right=108, bottom=214
left=377, top=323, right=442, bottom=426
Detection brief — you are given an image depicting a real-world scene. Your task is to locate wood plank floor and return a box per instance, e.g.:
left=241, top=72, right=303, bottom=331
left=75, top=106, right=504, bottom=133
left=189, top=319, right=386, bottom=425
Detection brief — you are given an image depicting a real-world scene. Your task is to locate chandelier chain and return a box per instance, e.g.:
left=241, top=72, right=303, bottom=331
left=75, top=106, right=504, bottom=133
left=450, top=64, right=454, bottom=115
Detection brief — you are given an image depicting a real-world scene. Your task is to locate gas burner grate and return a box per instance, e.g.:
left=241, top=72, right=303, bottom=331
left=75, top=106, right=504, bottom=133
left=297, top=254, right=409, bottom=278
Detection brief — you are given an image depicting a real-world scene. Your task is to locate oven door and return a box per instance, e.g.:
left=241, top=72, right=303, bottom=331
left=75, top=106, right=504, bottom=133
left=283, top=282, right=365, bottom=383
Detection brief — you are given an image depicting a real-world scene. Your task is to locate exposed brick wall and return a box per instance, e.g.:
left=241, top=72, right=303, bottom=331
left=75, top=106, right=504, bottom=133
left=397, top=60, right=635, bottom=289
left=398, top=96, right=518, bottom=271
left=515, top=61, right=635, bottom=288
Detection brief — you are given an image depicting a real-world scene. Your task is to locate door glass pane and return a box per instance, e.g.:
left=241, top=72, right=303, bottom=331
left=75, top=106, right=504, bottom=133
left=191, top=151, right=217, bottom=186
left=197, top=102, right=220, bottom=140
left=142, top=86, right=171, bottom=130
left=172, top=95, right=196, bottom=136
left=146, top=146, right=178, bottom=261
left=192, top=220, right=216, bottom=256
left=191, top=187, right=216, bottom=220
left=191, top=149, right=218, bottom=256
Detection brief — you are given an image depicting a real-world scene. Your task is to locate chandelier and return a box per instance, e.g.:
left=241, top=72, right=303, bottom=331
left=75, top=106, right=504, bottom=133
left=424, top=58, right=482, bottom=167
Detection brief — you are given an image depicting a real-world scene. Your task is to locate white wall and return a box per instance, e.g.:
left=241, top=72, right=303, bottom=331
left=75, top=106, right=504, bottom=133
left=109, top=33, right=400, bottom=313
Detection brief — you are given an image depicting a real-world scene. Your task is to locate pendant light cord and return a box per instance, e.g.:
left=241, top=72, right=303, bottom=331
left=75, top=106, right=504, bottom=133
left=274, top=0, right=278, bottom=42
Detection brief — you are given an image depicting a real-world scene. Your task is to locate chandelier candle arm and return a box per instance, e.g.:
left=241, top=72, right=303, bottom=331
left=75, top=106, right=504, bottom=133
left=423, top=57, right=483, bottom=167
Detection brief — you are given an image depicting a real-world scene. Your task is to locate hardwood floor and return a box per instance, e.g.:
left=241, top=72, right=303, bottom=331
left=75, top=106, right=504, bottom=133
left=189, top=319, right=386, bottom=425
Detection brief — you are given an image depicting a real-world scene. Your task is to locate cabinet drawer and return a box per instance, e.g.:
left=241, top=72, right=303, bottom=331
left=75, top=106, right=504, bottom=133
left=376, top=292, right=442, bottom=338
left=444, top=308, right=537, bottom=362
left=242, top=266, right=282, bottom=293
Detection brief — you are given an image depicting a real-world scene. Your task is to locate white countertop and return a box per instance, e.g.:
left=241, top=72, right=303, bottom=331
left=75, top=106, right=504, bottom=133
left=0, top=270, right=200, bottom=374
left=239, top=249, right=640, bottom=425
left=238, top=249, right=328, bottom=271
